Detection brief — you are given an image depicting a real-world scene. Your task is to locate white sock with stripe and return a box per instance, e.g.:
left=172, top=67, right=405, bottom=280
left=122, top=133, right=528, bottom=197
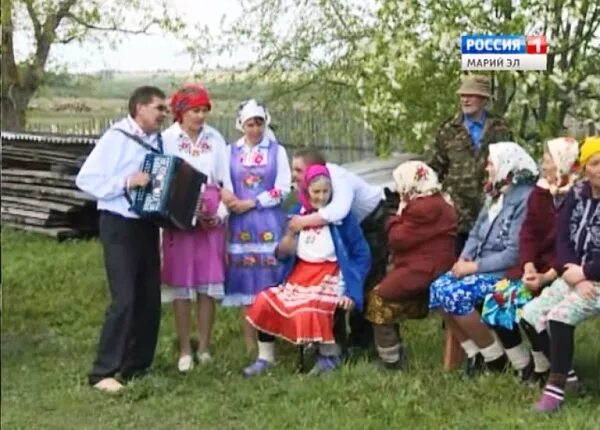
left=460, top=340, right=480, bottom=358
left=532, top=351, right=550, bottom=373
left=377, top=344, right=401, bottom=363
left=544, top=384, right=565, bottom=401
left=480, top=340, right=505, bottom=362
left=505, top=343, right=531, bottom=370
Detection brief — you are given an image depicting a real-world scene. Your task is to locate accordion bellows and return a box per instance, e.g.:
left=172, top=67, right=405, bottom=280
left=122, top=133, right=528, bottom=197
left=131, top=154, right=208, bottom=230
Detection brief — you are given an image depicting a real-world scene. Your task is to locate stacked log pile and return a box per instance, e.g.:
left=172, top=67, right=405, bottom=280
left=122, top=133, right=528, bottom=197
left=1, top=131, right=99, bottom=241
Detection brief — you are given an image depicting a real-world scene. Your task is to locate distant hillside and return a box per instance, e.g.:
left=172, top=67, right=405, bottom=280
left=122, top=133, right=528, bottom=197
left=36, top=69, right=273, bottom=103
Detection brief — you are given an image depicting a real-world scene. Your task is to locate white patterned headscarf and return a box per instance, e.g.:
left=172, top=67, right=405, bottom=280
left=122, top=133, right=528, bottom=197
left=392, top=161, right=452, bottom=215
left=488, top=142, right=539, bottom=186
left=486, top=142, right=538, bottom=222
left=537, top=137, right=579, bottom=195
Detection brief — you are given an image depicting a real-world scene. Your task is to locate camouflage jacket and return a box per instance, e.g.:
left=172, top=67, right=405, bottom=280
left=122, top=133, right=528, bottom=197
left=425, top=111, right=513, bottom=234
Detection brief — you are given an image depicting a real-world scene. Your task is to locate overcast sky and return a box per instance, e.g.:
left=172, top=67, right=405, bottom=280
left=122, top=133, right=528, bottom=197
left=14, top=0, right=249, bottom=73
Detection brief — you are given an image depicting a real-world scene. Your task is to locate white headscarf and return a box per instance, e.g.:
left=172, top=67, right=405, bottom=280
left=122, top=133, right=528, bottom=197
left=537, top=137, right=579, bottom=195
left=488, top=142, right=539, bottom=186
left=486, top=142, right=538, bottom=222
left=235, top=99, right=277, bottom=142
left=392, top=161, right=452, bottom=215
left=236, top=99, right=271, bottom=130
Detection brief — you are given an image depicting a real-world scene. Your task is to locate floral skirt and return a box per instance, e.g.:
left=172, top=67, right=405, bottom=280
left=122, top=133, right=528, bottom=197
left=481, top=279, right=533, bottom=330
left=522, top=278, right=600, bottom=332
left=429, top=272, right=500, bottom=316
left=246, top=259, right=342, bottom=344
left=366, top=289, right=429, bottom=324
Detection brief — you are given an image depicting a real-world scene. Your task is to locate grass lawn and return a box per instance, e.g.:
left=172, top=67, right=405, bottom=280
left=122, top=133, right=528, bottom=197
left=2, top=228, right=599, bottom=429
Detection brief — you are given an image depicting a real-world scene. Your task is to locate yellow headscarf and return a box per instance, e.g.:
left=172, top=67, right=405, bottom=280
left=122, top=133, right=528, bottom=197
left=580, top=136, right=600, bottom=166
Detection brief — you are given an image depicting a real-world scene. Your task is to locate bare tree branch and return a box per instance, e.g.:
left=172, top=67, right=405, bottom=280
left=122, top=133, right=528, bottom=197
left=506, top=74, right=518, bottom=107
left=55, top=34, right=82, bottom=44
left=55, top=0, right=80, bottom=20
left=63, top=12, right=162, bottom=35
left=22, top=0, right=42, bottom=41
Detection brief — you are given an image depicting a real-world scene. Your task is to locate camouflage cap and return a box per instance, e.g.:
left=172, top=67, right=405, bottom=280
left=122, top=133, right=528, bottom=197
left=457, top=74, right=491, bottom=98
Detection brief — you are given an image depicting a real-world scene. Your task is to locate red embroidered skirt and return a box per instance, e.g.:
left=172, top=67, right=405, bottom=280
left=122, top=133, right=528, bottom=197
left=246, top=259, right=341, bottom=344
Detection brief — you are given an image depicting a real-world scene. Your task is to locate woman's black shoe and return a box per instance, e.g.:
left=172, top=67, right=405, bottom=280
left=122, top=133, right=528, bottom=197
left=517, top=358, right=535, bottom=383
left=525, top=370, right=549, bottom=388
left=485, top=354, right=509, bottom=373
left=464, top=353, right=485, bottom=377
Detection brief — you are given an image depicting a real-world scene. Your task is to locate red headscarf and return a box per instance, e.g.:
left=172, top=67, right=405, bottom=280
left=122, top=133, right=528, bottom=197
left=298, top=164, right=331, bottom=212
left=170, top=83, right=212, bottom=123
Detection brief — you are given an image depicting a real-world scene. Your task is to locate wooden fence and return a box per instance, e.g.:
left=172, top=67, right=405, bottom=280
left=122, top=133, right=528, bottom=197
left=26, top=109, right=382, bottom=163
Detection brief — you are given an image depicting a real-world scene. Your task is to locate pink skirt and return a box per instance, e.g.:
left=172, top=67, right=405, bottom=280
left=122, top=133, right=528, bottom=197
left=161, top=223, right=226, bottom=298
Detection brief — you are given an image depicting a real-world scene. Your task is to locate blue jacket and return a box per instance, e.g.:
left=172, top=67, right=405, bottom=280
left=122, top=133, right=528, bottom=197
left=280, top=205, right=371, bottom=311
left=462, top=184, right=533, bottom=278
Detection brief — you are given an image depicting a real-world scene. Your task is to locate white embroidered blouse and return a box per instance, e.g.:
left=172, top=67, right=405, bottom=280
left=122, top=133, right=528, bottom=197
left=296, top=225, right=337, bottom=263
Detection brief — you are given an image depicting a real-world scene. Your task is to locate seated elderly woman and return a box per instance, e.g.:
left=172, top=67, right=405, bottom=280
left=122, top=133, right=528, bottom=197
left=429, top=142, right=538, bottom=376
left=521, top=136, right=600, bottom=413
left=480, top=137, right=580, bottom=384
left=366, top=161, right=457, bottom=369
left=244, top=164, right=371, bottom=376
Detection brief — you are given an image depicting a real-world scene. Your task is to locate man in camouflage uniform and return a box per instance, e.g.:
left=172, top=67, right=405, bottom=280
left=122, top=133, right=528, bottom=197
left=426, top=74, right=513, bottom=254
left=426, top=74, right=514, bottom=375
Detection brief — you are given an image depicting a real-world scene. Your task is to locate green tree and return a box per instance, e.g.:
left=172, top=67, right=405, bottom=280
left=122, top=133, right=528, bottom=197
left=358, top=0, right=600, bottom=154
left=210, top=0, right=376, bottom=109
left=214, top=0, right=599, bottom=156
left=1, top=0, right=185, bottom=131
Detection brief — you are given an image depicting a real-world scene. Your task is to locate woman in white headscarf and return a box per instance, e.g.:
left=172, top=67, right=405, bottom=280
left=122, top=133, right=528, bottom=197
left=429, top=142, right=538, bottom=376
left=366, top=161, right=458, bottom=369
left=222, top=99, right=292, bottom=351
left=481, top=137, right=580, bottom=383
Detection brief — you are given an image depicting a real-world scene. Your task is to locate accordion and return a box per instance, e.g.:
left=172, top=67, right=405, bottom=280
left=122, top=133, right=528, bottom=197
left=131, top=154, right=208, bottom=230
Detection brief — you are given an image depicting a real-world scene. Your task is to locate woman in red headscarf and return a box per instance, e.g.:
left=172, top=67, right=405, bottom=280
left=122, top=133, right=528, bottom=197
left=243, top=165, right=371, bottom=377
left=161, top=84, right=233, bottom=372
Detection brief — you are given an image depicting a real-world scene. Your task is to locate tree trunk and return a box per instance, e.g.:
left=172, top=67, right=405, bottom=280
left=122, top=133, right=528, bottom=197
left=1, top=0, right=32, bottom=132
left=1, top=84, right=32, bottom=131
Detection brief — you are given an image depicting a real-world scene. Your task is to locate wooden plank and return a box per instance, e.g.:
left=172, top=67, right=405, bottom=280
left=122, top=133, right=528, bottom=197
left=1, top=206, right=69, bottom=222
left=1, top=169, right=76, bottom=181
left=2, top=222, right=83, bottom=241
left=443, top=328, right=465, bottom=370
left=1, top=213, right=66, bottom=227
left=1, top=152, right=81, bottom=163
left=1, top=206, right=54, bottom=220
left=1, top=182, right=94, bottom=201
left=1, top=151, right=82, bottom=166
left=1, top=190, right=90, bottom=207
left=1, top=175, right=76, bottom=189
left=2, top=145, right=83, bottom=158
left=1, top=155, right=80, bottom=167
left=0, top=195, right=78, bottom=213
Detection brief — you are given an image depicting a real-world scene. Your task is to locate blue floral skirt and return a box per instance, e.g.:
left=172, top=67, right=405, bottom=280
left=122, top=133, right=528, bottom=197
left=429, top=272, right=500, bottom=316
left=481, top=279, right=533, bottom=330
